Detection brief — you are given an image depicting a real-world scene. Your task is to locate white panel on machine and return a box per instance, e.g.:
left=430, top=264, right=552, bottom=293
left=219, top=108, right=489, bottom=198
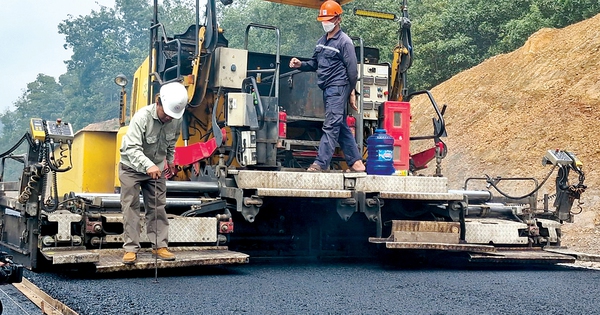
left=210, top=47, right=248, bottom=89
left=356, top=64, right=389, bottom=120
left=227, top=93, right=256, bottom=127
left=240, top=131, right=257, bottom=166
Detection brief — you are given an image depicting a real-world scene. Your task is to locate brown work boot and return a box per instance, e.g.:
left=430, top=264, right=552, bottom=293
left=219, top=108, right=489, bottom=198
left=122, top=252, right=137, bottom=265
left=152, top=248, right=176, bottom=261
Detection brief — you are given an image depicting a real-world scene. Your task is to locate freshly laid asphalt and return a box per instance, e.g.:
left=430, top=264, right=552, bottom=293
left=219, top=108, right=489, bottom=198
left=0, top=283, right=39, bottom=315
left=16, top=260, right=600, bottom=315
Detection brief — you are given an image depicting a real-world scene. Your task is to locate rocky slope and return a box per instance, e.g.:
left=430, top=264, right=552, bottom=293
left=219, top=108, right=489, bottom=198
left=410, top=13, right=600, bottom=254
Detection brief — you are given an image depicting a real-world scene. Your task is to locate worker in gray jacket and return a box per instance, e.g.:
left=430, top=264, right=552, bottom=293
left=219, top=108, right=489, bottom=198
left=120, top=82, right=187, bottom=265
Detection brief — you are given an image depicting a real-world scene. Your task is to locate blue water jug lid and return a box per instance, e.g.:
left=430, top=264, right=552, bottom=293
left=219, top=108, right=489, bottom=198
left=375, top=129, right=387, bottom=133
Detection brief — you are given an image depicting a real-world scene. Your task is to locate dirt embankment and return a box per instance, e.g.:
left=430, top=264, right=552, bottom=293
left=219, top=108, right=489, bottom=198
left=410, top=13, right=600, bottom=254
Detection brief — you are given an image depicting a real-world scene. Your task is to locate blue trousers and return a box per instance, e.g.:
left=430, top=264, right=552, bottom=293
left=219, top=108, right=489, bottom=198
left=314, top=85, right=361, bottom=169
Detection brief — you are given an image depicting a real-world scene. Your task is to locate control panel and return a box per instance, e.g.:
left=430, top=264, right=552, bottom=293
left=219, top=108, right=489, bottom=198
left=30, top=118, right=74, bottom=142
left=356, top=64, right=389, bottom=120
left=30, top=118, right=46, bottom=141
left=210, top=47, right=248, bottom=89
left=542, top=149, right=574, bottom=166
left=47, top=120, right=74, bottom=142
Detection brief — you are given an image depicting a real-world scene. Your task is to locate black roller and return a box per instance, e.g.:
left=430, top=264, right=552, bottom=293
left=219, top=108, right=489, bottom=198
left=165, top=180, right=219, bottom=193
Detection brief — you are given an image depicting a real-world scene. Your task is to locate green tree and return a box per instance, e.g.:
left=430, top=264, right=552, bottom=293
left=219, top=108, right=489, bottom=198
left=0, top=75, right=66, bottom=180
left=0, top=74, right=66, bottom=141
left=220, top=0, right=321, bottom=57
left=56, top=0, right=199, bottom=129
left=58, top=0, right=150, bottom=129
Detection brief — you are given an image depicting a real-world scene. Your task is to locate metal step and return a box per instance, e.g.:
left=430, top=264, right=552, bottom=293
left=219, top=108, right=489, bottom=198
left=369, top=238, right=496, bottom=253
left=42, top=246, right=249, bottom=272
left=370, top=238, right=576, bottom=264
left=468, top=248, right=576, bottom=264
left=543, top=247, right=600, bottom=262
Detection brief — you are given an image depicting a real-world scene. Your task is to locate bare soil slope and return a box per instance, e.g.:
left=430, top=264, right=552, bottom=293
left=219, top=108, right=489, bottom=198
left=410, top=13, right=600, bottom=253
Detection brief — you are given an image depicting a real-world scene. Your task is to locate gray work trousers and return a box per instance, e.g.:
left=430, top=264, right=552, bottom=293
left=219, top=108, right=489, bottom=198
left=119, top=163, right=169, bottom=253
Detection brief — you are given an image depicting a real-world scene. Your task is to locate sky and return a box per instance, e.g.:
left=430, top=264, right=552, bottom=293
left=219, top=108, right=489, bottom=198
left=0, top=0, right=116, bottom=112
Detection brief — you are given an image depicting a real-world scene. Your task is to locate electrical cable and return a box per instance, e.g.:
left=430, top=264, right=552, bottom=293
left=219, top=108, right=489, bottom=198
left=485, top=165, right=556, bottom=200
left=236, top=135, right=247, bottom=167
left=17, top=166, right=41, bottom=204
left=225, top=128, right=239, bottom=166
left=0, top=133, right=35, bottom=159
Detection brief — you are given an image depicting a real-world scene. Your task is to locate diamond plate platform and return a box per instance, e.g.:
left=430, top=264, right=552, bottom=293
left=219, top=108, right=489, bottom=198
left=354, top=175, right=449, bottom=193
left=379, top=191, right=463, bottom=200
left=43, top=246, right=249, bottom=272
left=95, top=247, right=248, bottom=272
left=99, top=214, right=217, bottom=244
left=256, top=188, right=352, bottom=198
left=236, top=170, right=345, bottom=190
left=234, top=170, right=455, bottom=199
left=464, top=218, right=529, bottom=245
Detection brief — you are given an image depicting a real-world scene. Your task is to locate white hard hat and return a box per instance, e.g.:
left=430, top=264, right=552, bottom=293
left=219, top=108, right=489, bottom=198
left=159, top=82, right=188, bottom=119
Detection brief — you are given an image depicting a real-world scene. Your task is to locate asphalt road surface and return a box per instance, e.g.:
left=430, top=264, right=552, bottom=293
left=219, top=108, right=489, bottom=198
left=15, top=260, right=600, bottom=315
left=0, top=284, right=39, bottom=315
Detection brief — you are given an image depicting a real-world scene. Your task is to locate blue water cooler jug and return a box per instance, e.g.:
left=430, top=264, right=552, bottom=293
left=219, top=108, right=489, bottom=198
left=366, top=129, right=395, bottom=175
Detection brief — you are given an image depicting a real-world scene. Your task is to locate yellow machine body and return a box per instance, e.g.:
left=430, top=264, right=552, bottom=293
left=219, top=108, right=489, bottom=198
left=113, top=126, right=129, bottom=188
left=130, top=56, right=152, bottom=116
left=57, top=130, right=117, bottom=194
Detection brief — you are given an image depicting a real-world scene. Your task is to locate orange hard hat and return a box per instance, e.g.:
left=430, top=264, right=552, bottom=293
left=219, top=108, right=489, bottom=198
left=317, top=1, right=343, bottom=21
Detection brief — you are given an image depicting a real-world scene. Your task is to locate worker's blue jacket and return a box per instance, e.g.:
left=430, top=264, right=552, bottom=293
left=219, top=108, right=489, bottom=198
left=299, top=29, right=358, bottom=90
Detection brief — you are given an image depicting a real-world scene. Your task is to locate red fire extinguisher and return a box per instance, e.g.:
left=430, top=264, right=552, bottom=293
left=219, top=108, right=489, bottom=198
left=347, top=114, right=356, bottom=139
left=279, top=108, right=287, bottom=138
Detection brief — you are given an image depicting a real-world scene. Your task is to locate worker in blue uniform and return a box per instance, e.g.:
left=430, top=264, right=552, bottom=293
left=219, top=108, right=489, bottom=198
left=289, top=0, right=365, bottom=172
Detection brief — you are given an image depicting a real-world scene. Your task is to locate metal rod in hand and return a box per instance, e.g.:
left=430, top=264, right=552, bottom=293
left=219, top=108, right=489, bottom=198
left=153, top=178, right=159, bottom=283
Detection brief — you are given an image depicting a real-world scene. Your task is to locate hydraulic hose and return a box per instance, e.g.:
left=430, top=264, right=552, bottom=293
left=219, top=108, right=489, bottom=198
left=0, top=133, right=34, bottom=158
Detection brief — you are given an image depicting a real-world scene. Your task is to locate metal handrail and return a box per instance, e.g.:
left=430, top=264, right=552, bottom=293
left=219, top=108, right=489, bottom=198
left=244, top=23, right=281, bottom=99
left=350, top=36, right=365, bottom=153
left=149, top=23, right=182, bottom=85
left=406, top=90, right=445, bottom=141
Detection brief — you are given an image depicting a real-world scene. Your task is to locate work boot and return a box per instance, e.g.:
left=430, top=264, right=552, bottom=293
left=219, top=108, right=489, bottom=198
left=122, top=252, right=137, bottom=265
left=152, top=248, right=176, bottom=261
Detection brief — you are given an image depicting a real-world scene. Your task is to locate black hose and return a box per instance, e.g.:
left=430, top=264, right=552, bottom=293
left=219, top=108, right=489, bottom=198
left=0, top=133, right=35, bottom=159
left=485, top=165, right=557, bottom=200
left=242, top=76, right=265, bottom=130
left=226, top=127, right=238, bottom=166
